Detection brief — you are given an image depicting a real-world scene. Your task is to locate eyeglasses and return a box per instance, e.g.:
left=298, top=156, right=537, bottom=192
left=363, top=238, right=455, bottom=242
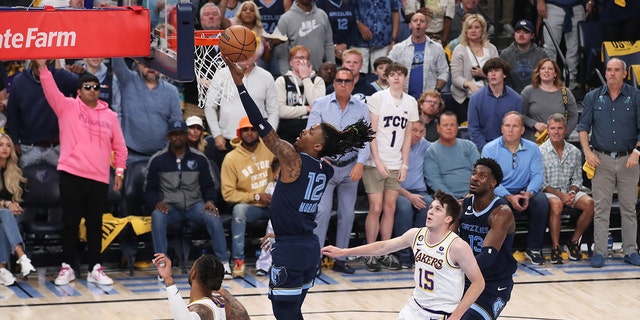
left=240, top=127, right=257, bottom=132
left=82, top=84, right=101, bottom=91
left=334, top=78, right=353, bottom=85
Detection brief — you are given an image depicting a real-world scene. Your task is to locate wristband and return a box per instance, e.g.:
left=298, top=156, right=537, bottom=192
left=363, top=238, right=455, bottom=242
left=401, top=164, right=409, bottom=169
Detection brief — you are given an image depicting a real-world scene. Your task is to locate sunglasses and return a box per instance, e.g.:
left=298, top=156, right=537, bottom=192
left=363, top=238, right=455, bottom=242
left=334, top=78, right=353, bottom=84
left=240, top=127, right=257, bottom=132
left=82, top=84, right=101, bottom=91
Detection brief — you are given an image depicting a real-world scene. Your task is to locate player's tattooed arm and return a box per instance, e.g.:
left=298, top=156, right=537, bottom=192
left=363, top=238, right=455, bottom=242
left=218, top=288, right=250, bottom=320
left=261, top=130, right=302, bottom=183
left=188, top=304, right=215, bottom=320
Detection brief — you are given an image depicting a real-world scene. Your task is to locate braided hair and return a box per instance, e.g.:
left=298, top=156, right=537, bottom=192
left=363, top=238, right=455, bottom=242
left=318, top=118, right=375, bottom=158
left=194, top=254, right=224, bottom=291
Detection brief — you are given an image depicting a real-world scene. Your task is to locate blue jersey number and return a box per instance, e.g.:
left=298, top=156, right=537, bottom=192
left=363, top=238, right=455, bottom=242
left=304, top=172, right=327, bottom=201
left=467, top=234, right=484, bottom=253
left=337, top=18, right=348, bottom=31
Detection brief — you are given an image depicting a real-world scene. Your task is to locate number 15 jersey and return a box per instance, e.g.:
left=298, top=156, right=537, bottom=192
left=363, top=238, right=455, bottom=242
left=411, top=228, right=465, bottom=313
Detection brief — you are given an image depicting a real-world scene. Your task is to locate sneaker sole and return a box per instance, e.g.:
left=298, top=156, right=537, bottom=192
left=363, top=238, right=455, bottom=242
left=54, top=277, right=75, bottom=286
left=564, top=245, right=582, bottom=261
left=87, top=277, right=113, bottom=285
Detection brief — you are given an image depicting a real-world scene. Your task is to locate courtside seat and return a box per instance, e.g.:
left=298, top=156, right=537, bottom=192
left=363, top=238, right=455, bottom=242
left=20, top=164, right=64, bottom=266
left=121, top=160, right=149, bottom=217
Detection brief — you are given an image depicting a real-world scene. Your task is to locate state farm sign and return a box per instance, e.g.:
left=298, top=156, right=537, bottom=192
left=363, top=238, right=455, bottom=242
left=0, top=6, right=150, bottom=60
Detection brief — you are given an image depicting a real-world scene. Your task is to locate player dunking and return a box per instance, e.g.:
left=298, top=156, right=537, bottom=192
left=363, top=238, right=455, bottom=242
left=222, top=54, right=374, bottom=320
left=458, top=158, right=516, bottom=320
left=322, top=190, right=485, bottom=320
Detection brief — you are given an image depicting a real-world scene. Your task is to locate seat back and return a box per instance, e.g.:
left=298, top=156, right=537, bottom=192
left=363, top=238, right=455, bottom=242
left=21, top=164, right=63, bottom=235
left=122, top=160, right=149, bottom=216
left=578, top=21, right=603, bottom=88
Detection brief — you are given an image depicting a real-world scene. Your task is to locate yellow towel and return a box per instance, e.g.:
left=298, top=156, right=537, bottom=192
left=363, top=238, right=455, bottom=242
left=583, top=161, right=595, bottom=179
left=535, top=129, right=548, bottom=145
left=615, top=0, right=626, bottom=7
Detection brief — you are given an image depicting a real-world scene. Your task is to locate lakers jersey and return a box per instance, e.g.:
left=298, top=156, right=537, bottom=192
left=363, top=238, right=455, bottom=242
left=187, top=296, right=226, bottom=320
left=411, top=228, right=465, bottom=313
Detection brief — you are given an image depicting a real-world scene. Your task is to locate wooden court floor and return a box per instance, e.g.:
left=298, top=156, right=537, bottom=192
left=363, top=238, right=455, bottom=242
left=1, top=253, right=640, bottom=320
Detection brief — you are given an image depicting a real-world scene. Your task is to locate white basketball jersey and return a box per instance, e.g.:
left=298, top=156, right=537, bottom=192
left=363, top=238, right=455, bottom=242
left=366, top=89, right=419, bottom=169
left=411, top=228, right=464, bottom=313
left=188, top=297, right=227, bottom=320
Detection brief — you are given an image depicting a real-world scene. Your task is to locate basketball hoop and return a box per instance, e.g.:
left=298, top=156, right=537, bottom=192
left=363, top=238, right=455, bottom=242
left=193, top=30, right=229, bottom=109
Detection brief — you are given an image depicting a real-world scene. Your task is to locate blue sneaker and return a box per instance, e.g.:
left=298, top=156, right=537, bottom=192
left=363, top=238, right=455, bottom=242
left=623, top=252, right=640, bottom=266
left=591, top=254, right=605, bottom=268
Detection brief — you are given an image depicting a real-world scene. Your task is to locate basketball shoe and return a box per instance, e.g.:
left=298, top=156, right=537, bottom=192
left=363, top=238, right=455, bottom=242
left=87, top=263, right=114, bottom=285
left=54, top=263, right=76, bottom=286
left=0, top=267, right=16, bottom=286
left=378, top=254, right=401, bottom=270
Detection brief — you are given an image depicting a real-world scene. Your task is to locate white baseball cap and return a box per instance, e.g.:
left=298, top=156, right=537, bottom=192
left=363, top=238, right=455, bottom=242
left=185, top=116, right=204, bottom=128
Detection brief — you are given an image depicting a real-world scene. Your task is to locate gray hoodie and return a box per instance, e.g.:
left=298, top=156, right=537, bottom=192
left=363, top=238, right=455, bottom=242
left=276, top=2, right=335, bottom=75
left=499, top=42, right=549, bottom=93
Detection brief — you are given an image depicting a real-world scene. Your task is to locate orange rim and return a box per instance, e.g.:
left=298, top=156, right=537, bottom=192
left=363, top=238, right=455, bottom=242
left=194, top=30, right=223, bottom=46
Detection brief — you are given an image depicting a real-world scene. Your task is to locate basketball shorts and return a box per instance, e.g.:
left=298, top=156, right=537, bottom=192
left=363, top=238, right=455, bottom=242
left=462, top=278, right=513, bottom=320
left=268, top=234, right=320, bottom=302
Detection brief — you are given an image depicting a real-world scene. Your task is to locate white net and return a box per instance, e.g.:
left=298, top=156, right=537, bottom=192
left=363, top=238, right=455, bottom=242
left=193, top=31, right=232, bottom=109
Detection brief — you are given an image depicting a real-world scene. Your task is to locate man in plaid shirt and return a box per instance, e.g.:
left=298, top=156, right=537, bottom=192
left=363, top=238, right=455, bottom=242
left=540, top=113, right=594, bottom=264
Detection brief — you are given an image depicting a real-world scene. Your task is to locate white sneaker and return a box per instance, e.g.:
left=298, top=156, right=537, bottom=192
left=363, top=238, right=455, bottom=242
left=54, top=263, right=76, bottom=286
left=0, top=267, right=16, bottom=286
left=87, top=263, right=114, bottom=285
left=17, top=255, right=36, bottom=277
left=223, top=262, right=232, bottom=280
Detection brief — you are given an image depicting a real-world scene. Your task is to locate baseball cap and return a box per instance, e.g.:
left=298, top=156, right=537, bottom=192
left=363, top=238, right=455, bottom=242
left=168, top=119, right=187, bottom=134
left=236, top=117, right=254, bottom=138
left=185, top=116, right=204, bottom=128
left=514, top=20, right=535, bottom=33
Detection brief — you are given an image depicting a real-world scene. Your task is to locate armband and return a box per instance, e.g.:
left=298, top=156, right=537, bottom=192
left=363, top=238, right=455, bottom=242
left=475, top=246, right=499, bottom=269
left=237, top=84, right=273, bottom=138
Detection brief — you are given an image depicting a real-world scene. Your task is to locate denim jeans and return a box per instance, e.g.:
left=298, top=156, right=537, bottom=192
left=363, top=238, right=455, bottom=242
left=231, top=203, right=269, bottom=260
left=152, top=200, right=228, bottom=262
left=394, top=190, right=432, bottom=263
left=0, top=209, right=24, bottom=264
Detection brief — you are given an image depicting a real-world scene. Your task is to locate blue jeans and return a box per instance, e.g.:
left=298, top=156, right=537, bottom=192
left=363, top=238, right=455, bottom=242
left=0, top=208, right=24, bottom=264
left=152, top=201, right=228, bottom=262
left=394, top=190, right=432, bottom=263
left=231, top=203, right=269, bottom=260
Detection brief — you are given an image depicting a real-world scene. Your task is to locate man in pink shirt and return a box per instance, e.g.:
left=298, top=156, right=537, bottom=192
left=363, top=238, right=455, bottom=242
left=34, top=59, right=127, bottom=286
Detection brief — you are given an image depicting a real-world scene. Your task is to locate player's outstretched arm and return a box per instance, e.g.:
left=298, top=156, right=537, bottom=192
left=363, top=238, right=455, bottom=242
left=322, top=228, right=418, bottom=258
left=484, top=204, right=516, bottom=251
left=448, top=239, right=485, bottom=320
left=222, top=54, right=302, bottom=183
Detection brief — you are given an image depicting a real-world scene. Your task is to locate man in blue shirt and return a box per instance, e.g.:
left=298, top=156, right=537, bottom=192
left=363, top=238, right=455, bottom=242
left=308, top=67, right=371, bottom=274
left=468, top=58, right=521, bottom=151
left=481, top=111, right=548, bottom=265
left=425, top=112, right=479, bottom=199
left=577, top=58, right=640, bottom=268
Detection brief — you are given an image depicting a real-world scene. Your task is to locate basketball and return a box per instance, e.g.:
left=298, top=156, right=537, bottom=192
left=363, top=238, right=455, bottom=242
left=219, top=25, right=257, bottom=62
